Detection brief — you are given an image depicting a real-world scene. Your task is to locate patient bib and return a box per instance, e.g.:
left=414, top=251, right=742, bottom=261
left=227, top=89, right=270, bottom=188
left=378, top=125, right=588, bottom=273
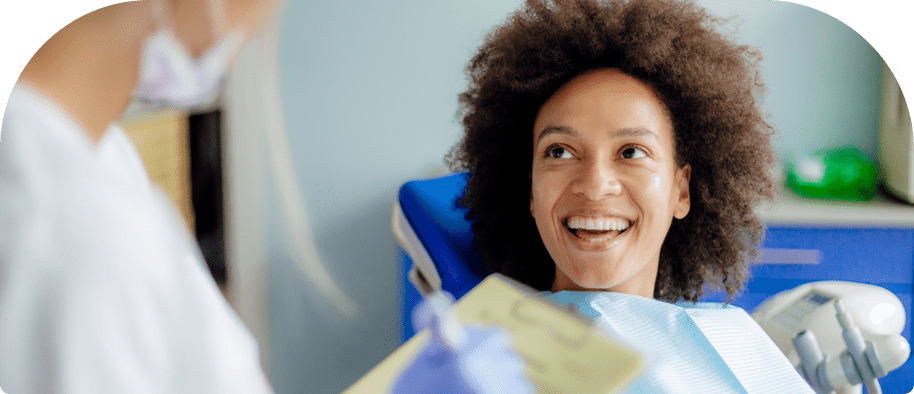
left=543, top=291, right=813, bottom=393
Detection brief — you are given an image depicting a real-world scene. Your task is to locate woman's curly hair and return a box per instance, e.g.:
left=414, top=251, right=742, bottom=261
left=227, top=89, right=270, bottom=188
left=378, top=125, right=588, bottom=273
left=447, top=0, right=777, bottom=302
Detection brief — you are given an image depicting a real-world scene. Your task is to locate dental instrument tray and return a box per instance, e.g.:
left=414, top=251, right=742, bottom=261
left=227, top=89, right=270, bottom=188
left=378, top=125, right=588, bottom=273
left=343, top=273, right=645, bottom=394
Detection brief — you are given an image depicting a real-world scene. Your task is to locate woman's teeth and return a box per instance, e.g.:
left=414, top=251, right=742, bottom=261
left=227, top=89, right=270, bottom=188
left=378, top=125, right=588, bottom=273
left=566, top=216, right=630, bottom=231
left=565, top=216, right=631, bottom=242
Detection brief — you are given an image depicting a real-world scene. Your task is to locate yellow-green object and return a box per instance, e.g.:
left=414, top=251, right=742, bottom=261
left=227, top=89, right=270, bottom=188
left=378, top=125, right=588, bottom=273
left=343, top=274, right=644, bottom=394
left=785, top=145, right=878, bottom=201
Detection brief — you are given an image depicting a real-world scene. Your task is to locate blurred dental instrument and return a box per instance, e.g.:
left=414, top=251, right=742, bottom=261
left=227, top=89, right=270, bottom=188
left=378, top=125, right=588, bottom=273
left=390, top=280, right=534, bottom=394
left=753, top=282, right=910, bottom=394
left=426, top=294, right=468, bottom=352
left=392, top=202, right=466, bottom=350
left=410, top=271, right=467, bottom=352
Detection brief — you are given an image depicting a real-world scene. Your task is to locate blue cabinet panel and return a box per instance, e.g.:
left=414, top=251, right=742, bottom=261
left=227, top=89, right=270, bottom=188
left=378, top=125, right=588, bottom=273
left=755, top=228, right=913, bottom=283
left=874, top=362, right=911, bottom=393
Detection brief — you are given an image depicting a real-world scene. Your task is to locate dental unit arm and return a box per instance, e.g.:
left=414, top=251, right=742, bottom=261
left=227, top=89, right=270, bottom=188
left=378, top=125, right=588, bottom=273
left=751, top=282, right=910, bottom=394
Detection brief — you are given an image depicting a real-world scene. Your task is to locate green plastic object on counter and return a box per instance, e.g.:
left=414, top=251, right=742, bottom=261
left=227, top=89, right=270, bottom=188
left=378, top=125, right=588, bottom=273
left=785, top=145, right=878, bottom=201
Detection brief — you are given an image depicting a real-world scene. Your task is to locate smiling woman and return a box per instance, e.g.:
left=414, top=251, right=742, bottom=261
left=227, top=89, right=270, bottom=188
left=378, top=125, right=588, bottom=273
left=448, top=0, right=778, bottom=302
left=532, top=69, right=692, bottom=296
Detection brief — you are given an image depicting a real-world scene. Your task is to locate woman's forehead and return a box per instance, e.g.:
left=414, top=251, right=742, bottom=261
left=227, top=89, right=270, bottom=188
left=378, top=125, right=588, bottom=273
left=533, top=69, right=673, bottom=143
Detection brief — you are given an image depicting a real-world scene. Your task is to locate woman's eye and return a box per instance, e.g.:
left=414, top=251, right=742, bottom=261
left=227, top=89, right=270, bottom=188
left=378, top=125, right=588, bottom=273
left=620, top=146, right=647, bottom=159
left=546, top=146, right=573, bottom=159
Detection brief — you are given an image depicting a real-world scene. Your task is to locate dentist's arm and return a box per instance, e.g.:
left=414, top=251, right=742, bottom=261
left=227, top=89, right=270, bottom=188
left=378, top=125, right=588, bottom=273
left=391, top=292, right=535, bottom=394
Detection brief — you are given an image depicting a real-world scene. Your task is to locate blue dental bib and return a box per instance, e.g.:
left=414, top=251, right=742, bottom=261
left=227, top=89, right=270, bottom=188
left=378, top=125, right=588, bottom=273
left=542, top=291, right=813, bottom=393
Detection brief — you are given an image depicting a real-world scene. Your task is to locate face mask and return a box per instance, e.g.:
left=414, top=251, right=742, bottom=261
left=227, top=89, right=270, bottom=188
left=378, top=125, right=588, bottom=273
left=134, top=0, right=244, bottom=108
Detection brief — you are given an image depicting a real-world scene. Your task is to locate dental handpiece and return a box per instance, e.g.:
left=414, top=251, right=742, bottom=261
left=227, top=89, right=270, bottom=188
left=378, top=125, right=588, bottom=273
left=425, top=290, right=468, bottom=352
left=834, top=301, right=882, bottom=394
left=410, top=266, right=467, bottom=352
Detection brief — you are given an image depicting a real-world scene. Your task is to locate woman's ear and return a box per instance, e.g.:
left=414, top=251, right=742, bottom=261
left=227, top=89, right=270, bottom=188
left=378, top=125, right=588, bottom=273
left=673, top=164, right=691, bottom=219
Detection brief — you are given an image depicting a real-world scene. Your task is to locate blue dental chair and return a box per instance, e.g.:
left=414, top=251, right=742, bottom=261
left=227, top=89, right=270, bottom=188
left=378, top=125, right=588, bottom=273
left=393, top=172, right=912, bottom=392
left=393, top=172, right=488, bottom=341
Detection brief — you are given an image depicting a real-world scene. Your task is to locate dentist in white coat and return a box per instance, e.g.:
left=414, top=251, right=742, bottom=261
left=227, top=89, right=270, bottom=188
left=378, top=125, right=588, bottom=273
left=0, top=1, right=533, bottom=393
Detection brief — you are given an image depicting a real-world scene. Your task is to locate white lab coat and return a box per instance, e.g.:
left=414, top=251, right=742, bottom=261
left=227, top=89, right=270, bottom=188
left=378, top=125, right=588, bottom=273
left=0, top=84, right=272, bottom=394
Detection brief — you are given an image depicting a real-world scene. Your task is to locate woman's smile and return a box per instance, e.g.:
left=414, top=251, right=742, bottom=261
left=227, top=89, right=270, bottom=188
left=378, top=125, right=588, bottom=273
left=562, top=214, right=631, bottom=248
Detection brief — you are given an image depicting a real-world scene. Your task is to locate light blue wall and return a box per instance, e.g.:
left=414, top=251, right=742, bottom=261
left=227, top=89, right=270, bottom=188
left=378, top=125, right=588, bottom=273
left=269, top=1, right=524, bottom=392
left=697, top=0, right=885, bottom=162
left=268, top=1, right=886, bottom=392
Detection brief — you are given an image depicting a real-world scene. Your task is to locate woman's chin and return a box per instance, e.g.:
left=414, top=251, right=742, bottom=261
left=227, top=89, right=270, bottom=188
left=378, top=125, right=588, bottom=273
left=554, top=270, right=621, bottom=292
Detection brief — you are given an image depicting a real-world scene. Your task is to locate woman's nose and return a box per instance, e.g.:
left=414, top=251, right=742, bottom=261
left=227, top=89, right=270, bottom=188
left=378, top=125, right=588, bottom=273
left=571, top=160, right=622, bottom=200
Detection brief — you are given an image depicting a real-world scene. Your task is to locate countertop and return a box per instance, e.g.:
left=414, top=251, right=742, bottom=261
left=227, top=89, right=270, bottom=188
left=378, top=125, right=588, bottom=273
left=759, top=188, right=914, bottom=227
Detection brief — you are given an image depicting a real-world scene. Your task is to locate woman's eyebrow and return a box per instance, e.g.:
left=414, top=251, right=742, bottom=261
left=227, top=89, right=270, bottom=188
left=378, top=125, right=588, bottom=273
left=537, top=126, right=658, bottom=142
left=610, top=127, right=659, bottom=140
left=535, top=125, right=576, bottom=144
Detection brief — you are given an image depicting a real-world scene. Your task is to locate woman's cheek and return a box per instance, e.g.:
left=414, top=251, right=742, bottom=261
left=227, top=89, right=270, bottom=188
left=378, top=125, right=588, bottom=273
left=538, top=169, right=568, bottom=202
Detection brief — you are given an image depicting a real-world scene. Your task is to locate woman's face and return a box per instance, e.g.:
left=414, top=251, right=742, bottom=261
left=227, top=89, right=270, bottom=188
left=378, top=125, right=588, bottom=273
left=530, top=69, right=691, bottom=296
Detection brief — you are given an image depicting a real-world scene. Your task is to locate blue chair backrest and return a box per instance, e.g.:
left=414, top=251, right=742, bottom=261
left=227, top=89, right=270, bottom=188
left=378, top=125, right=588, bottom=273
left=397, top=172, right=490, bottom=340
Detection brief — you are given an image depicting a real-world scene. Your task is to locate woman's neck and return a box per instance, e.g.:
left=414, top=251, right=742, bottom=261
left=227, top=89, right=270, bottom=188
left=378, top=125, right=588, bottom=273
left=19, top=2, right=156, bottom=144
left=551, top=260, right=659, bottom=298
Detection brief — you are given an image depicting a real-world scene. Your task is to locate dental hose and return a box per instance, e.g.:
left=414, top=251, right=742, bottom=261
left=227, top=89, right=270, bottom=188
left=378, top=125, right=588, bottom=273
left=834, top=301, right=881, bottom=394
left=864, top=378, right=881, bottom=394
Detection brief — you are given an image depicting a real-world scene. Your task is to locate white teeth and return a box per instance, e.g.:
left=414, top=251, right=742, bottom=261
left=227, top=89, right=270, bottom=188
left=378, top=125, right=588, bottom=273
left=566, top=216, right=631, bottom=231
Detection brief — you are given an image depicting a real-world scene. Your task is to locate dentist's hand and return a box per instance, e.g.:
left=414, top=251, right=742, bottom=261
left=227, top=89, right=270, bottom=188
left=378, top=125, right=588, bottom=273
left=391, top=292, right=534, bottom=394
